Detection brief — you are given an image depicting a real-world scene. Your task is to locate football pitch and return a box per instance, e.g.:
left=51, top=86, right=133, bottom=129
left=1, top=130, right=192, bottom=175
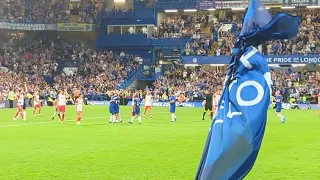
left=0, top=106, right=319, bottom=180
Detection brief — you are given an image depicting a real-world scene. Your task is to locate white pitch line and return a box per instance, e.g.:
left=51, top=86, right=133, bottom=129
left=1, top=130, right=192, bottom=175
left=0, top=121, right=54, bottom=128
left=0, top=117, right=109, bottom=128
left=0, top=112, right=170, bottom=128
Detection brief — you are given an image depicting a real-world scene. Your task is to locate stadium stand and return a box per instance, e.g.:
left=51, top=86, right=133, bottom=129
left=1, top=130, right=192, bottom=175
left=152, top=65, right=320, bottom=103
left=3, top=0, right=70, bottom=23
left=182, top=10, right=320, bottom=56
left=0, top=6, right=319, bottom=104
left=0, top=32, right=140, bottom=100
left=153, top=15, right=208, bottom=38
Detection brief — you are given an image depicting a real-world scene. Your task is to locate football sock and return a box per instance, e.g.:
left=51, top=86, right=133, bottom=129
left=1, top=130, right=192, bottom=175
left=202, top=112, right=206, bottom=119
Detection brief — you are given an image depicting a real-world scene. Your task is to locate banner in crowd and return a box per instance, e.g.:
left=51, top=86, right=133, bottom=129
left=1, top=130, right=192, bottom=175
left=261, top=0, right=283, bottom=4
left=126, top=101, right=317, bottom=109
left=214, top=0, right=282, bottom=8
left=197, top=1, right=215, bottom=10
left=0, top=100, right=316, bottom=110
left=182, top=55, right=320, bottom=64
left=214, top=1, right=249, bottom=8
left=57, top=23, right=94, bottom=32
left=127, top=101, right=204, bottom=108
left=282, top=0, right=318, bottom=6
left=0, top=22, right=56, bottom=31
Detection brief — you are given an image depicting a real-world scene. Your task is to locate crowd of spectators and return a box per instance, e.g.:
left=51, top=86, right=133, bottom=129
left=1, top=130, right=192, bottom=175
left=153, top=15, right=208, bottom=38
left=270, top=68, right=320, bottom=103
left=53, top=50, right=139, bottom=100
left=182, top=10, right=320, bottom=56
left=151, top=65, right=320, bottom=104
left=153, top=66, right=225, bottom=101
left=70, top=0, right=104, bottom=24
left=1, top=9, right=320, bottom=104
left=3, top=0, right=70, bottom=23
left=0, top=72, right=50, bottom=101
left=2, top=0, right=103, bottom=24
left=0, top=32, right=139, bottom=101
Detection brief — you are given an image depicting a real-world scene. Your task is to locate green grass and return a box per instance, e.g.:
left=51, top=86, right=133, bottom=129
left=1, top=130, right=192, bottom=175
left=0, top=106, right=320, bottom=180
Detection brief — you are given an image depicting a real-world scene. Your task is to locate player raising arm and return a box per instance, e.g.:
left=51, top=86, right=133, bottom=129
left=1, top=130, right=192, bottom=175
left=75, top=95, right=86, bottom=124
left=13, top=90, right=26, bottom=121
left=19, top=84, right=28, bottom=120
left=143, top=91, right=153, bottom=119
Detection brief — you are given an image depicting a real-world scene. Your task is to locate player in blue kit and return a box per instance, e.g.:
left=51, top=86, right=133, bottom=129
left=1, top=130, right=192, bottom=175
left=114, top=92, right=122, bottom=123
left=169, top=92, right=177, bottom=122
left=275, top=90, right=286, bottom=123
left=109, top=93, right=117, bottom=123
left=129, top=93, right=142, bottom=124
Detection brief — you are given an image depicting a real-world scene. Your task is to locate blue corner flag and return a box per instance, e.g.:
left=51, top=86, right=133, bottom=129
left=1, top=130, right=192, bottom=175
left=194, top=0, right=301, bottom=179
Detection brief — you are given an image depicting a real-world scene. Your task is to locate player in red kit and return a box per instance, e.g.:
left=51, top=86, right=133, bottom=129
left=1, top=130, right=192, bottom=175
left=143, top=91, right=153, bottom=119
left=33, top=92, right=42, bottom=116
left=212, top=90, right=221, bottom=115
left=57, top=90, right=67, bottom=123
left=75, top=95, right=86, bottom=124
left=13, top=90, right=26, bottom=121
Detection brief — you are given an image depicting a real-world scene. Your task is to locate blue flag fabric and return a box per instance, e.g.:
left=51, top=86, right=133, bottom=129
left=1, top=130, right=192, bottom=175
left=195, top=0, right=300, bottom=179
left=240, top=0, right=272, bottom=36
left=195, top=46, right=271, bottom=180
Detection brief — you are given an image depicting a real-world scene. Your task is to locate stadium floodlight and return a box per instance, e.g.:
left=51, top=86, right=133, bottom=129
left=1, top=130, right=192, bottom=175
left=184, top=9, right=197, bottom=12
left=281, top=6, right=295, bottom=9
left=164, top=9, right=178, bottom=13
left=207, top=8, right=216, bottom=11
left=306, top=5, right=320, bottom=8
left=231, top=7, right=246, bottom=11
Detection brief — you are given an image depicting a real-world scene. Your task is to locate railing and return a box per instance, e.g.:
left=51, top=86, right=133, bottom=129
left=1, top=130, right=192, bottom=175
left=102, top=11, right=135, bottom=19
left=119, top=61, right=147, bottom=89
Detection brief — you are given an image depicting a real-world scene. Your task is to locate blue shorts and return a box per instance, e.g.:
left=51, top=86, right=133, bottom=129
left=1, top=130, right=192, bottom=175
left=114, top=106, right=119, bottom=114
left=109, top=106, right=115, bottom=114
left=276, top=107, right=281, bottom=113
left=132, top=108, right=140, bottom=116
left=23, top=102, right=27, bottom=110
left=170, top=106, right=176, bottom=113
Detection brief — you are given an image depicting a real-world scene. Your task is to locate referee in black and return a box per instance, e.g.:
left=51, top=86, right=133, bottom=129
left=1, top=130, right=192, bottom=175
left=202, top=90, right=213, bottom=120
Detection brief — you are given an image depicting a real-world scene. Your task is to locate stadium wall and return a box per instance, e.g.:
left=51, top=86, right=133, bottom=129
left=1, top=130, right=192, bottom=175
left=0, top=100, right=31, bottom=109
left=182, top=55, right=320, bottom=64
left=87, top=101, right=319, bottom=110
